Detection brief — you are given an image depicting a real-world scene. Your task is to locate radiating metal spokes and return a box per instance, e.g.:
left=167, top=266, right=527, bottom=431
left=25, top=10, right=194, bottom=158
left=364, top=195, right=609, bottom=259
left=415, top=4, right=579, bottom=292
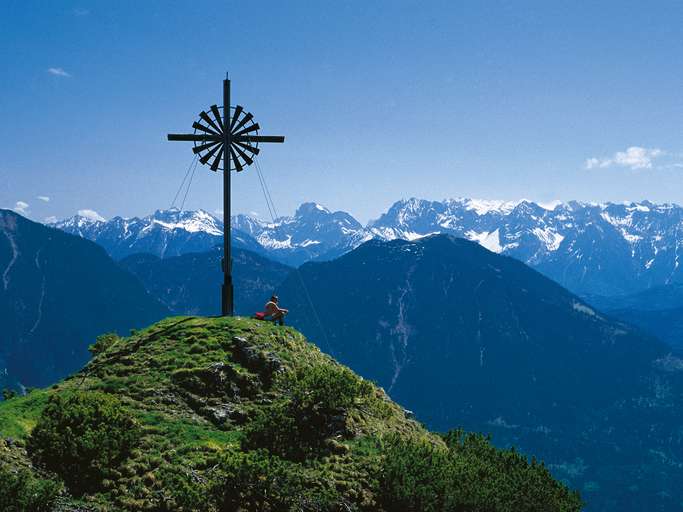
left=168, top=104, right=284, bottom=172
left=183, top=105, right=262, bottom=171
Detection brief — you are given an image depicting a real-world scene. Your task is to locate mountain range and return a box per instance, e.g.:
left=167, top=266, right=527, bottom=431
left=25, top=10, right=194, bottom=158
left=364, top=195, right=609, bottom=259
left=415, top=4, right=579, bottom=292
left=278, top=234, right=683, bottom=512
left=368, top=198, right=683, bottom=296
left=232, top=202, right=370, bottom=265
left=52, top=208, right=264, bottom=260
left=53, top=197, right=683, bottom=296
left=0, top=210, right=168, bottom=389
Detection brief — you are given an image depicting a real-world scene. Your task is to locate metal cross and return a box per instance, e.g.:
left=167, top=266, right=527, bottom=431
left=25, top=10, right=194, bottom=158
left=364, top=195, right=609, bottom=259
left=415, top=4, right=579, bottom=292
left=167, top=75, right=285, bottom=316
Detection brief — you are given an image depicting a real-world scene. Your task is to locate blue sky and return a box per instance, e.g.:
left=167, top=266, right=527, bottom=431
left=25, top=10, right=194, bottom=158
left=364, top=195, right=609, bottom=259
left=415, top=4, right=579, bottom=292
left=2, top=0, right=683, bottom=223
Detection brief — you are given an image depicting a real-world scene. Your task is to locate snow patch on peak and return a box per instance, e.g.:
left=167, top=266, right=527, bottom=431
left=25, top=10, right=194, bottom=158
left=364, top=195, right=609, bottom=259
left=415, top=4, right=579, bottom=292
left=626, top=203, right=651, bottom=213
left=464, top=199, right=520, bottom=216
left=145, top=209, right=222, bottom=236
left=77, top=209, right=106, bottom=222
left=300, top=239, right=321, bottom=247
left=532, top=227, right=565, bottom=251
left=465, top=229, right=503, bottom=253
left=403, top=231, right=440, bottom=241
left=257, top=234, right=293, bottom=249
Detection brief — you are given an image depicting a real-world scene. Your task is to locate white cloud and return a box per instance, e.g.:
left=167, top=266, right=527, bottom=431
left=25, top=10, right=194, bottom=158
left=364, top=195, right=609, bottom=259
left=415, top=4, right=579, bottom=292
left=13, top=201, right=29, bottom=214
left=584, top=157, right=601, bottom=169
left=37, top=195, right=50, bottom=202
left=585, top=146, right=664, bottom=170
left=47, top=67, right=71, bottom=77
left=214, top=209, right=224, bottom=216
left=77, top=209, right=106, bottom=222
left=44, top=216, right=58, bottom=224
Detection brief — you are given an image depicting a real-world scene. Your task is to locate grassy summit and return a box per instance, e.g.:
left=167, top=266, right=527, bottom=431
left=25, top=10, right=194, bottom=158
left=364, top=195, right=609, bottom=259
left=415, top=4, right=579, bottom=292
left=0, top=317, right=581, bottom=511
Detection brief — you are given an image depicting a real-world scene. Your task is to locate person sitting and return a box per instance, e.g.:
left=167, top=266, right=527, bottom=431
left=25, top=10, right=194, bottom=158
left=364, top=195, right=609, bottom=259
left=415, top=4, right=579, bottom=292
left=262, top=295, right=288, bottom=325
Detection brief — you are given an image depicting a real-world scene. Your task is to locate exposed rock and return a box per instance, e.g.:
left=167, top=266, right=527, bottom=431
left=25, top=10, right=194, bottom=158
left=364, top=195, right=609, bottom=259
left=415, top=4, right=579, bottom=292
left=203, top=403, right=248, bottom=426
left=171, top=362, right=258, bottom=399
left=232, top=336, right=284, bottom=386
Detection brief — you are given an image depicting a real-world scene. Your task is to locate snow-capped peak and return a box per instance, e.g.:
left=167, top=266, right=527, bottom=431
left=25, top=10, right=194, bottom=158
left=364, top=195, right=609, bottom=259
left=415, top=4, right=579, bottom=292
left=295, top=202, right=332, bottom=217
left=147, top=209, right=222, bottom=236
left=462, top=198, right=521, bottom=216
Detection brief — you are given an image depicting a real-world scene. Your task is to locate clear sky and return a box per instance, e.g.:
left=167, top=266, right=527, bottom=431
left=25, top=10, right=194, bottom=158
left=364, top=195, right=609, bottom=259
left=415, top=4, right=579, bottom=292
left=2, top=0, right=683, bottom=224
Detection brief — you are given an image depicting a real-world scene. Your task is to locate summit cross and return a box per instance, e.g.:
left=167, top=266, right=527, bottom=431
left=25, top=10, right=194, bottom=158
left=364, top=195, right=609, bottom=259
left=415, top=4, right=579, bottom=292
left=167, top=75, right=285, bottom=316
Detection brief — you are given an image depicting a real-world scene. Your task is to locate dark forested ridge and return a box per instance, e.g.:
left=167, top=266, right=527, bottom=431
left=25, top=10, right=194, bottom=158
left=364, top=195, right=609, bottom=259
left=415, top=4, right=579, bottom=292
left=279, top=234, right=683, bottom=512
left=0, top=210, right=168, bottom=389
left=119, top=246, right=292, bottom=317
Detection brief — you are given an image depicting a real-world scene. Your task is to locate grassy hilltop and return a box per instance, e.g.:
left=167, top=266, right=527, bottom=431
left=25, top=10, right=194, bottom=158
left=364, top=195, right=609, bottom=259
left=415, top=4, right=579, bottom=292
left=0, top=317, right=581, bottom=511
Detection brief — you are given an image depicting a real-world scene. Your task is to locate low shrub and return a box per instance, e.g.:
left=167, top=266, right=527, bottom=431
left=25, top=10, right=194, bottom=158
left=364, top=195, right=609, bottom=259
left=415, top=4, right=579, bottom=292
left=2, top=388, right=18, bottom=400
left=155, top=464, right=210, bottom=511
left=0, top=464, right=62, bottom=512
left=243, top=364, right=372, bottom=460
left=210, top=449, right=342, bottom=512
left=379, top=436, right=450, bottom=512
left=379, top=430, right=583, bottom=512
left=88, top=332, right=121, bottom=355
left=287, top=363, right=373, bottom=413
left=27, top=391, right=141, bottom=495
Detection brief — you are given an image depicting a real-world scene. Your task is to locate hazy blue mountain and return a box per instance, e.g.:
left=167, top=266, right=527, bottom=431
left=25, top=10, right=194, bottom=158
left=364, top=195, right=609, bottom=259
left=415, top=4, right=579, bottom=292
left=0, top=210, right=169, bottom=389
left=277, top=235, right=683, bottom=512
left=586, top=283, right=683, bottom=312
left=605, top=307, right=683, bottom=351
left=52, top=208, right=263, bottom=260
left=119, top=247, right=292, bottom=317
left=585, top=284, right=683, bottom=350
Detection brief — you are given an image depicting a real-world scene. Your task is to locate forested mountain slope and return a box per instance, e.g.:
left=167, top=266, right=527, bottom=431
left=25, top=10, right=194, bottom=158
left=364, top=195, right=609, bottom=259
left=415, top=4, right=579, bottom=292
left=0, top=210, right=168, bottom=389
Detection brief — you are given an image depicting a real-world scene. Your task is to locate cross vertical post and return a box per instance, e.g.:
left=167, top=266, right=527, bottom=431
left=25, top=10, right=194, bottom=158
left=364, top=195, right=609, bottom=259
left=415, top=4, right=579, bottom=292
left=222, top=77, right=233, bottom=316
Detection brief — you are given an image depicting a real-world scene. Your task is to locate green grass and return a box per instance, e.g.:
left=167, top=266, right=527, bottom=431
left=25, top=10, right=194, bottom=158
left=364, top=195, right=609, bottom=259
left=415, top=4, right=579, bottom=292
left=0, top=390, right=51, bottom=440
left=137, top=411, right=242, bottom=451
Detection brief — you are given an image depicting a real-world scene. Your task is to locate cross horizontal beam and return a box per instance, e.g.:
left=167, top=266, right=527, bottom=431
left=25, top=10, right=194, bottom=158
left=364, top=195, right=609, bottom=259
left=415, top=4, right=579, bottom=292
left=168, top=134, right=220, bottom=142
left=167, top=134, right=285, bottom=143
left=237, top=135, right=285, bottom=143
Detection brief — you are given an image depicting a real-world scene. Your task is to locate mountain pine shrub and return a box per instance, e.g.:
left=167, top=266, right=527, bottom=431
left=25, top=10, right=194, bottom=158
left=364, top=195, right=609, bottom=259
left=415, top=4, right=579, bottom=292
left=2, top=388, right=18, bottom=400
left=379, top=430, right=582, bottom=512
left=27, top=391, right=140, bottom=495
left=88, top=332, right=121, bottom=355
left=0, top=464, right=62, bottom=512
left=210, top=449, right=342, bottom=512
left=243, top=363, right=373, bottom=460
